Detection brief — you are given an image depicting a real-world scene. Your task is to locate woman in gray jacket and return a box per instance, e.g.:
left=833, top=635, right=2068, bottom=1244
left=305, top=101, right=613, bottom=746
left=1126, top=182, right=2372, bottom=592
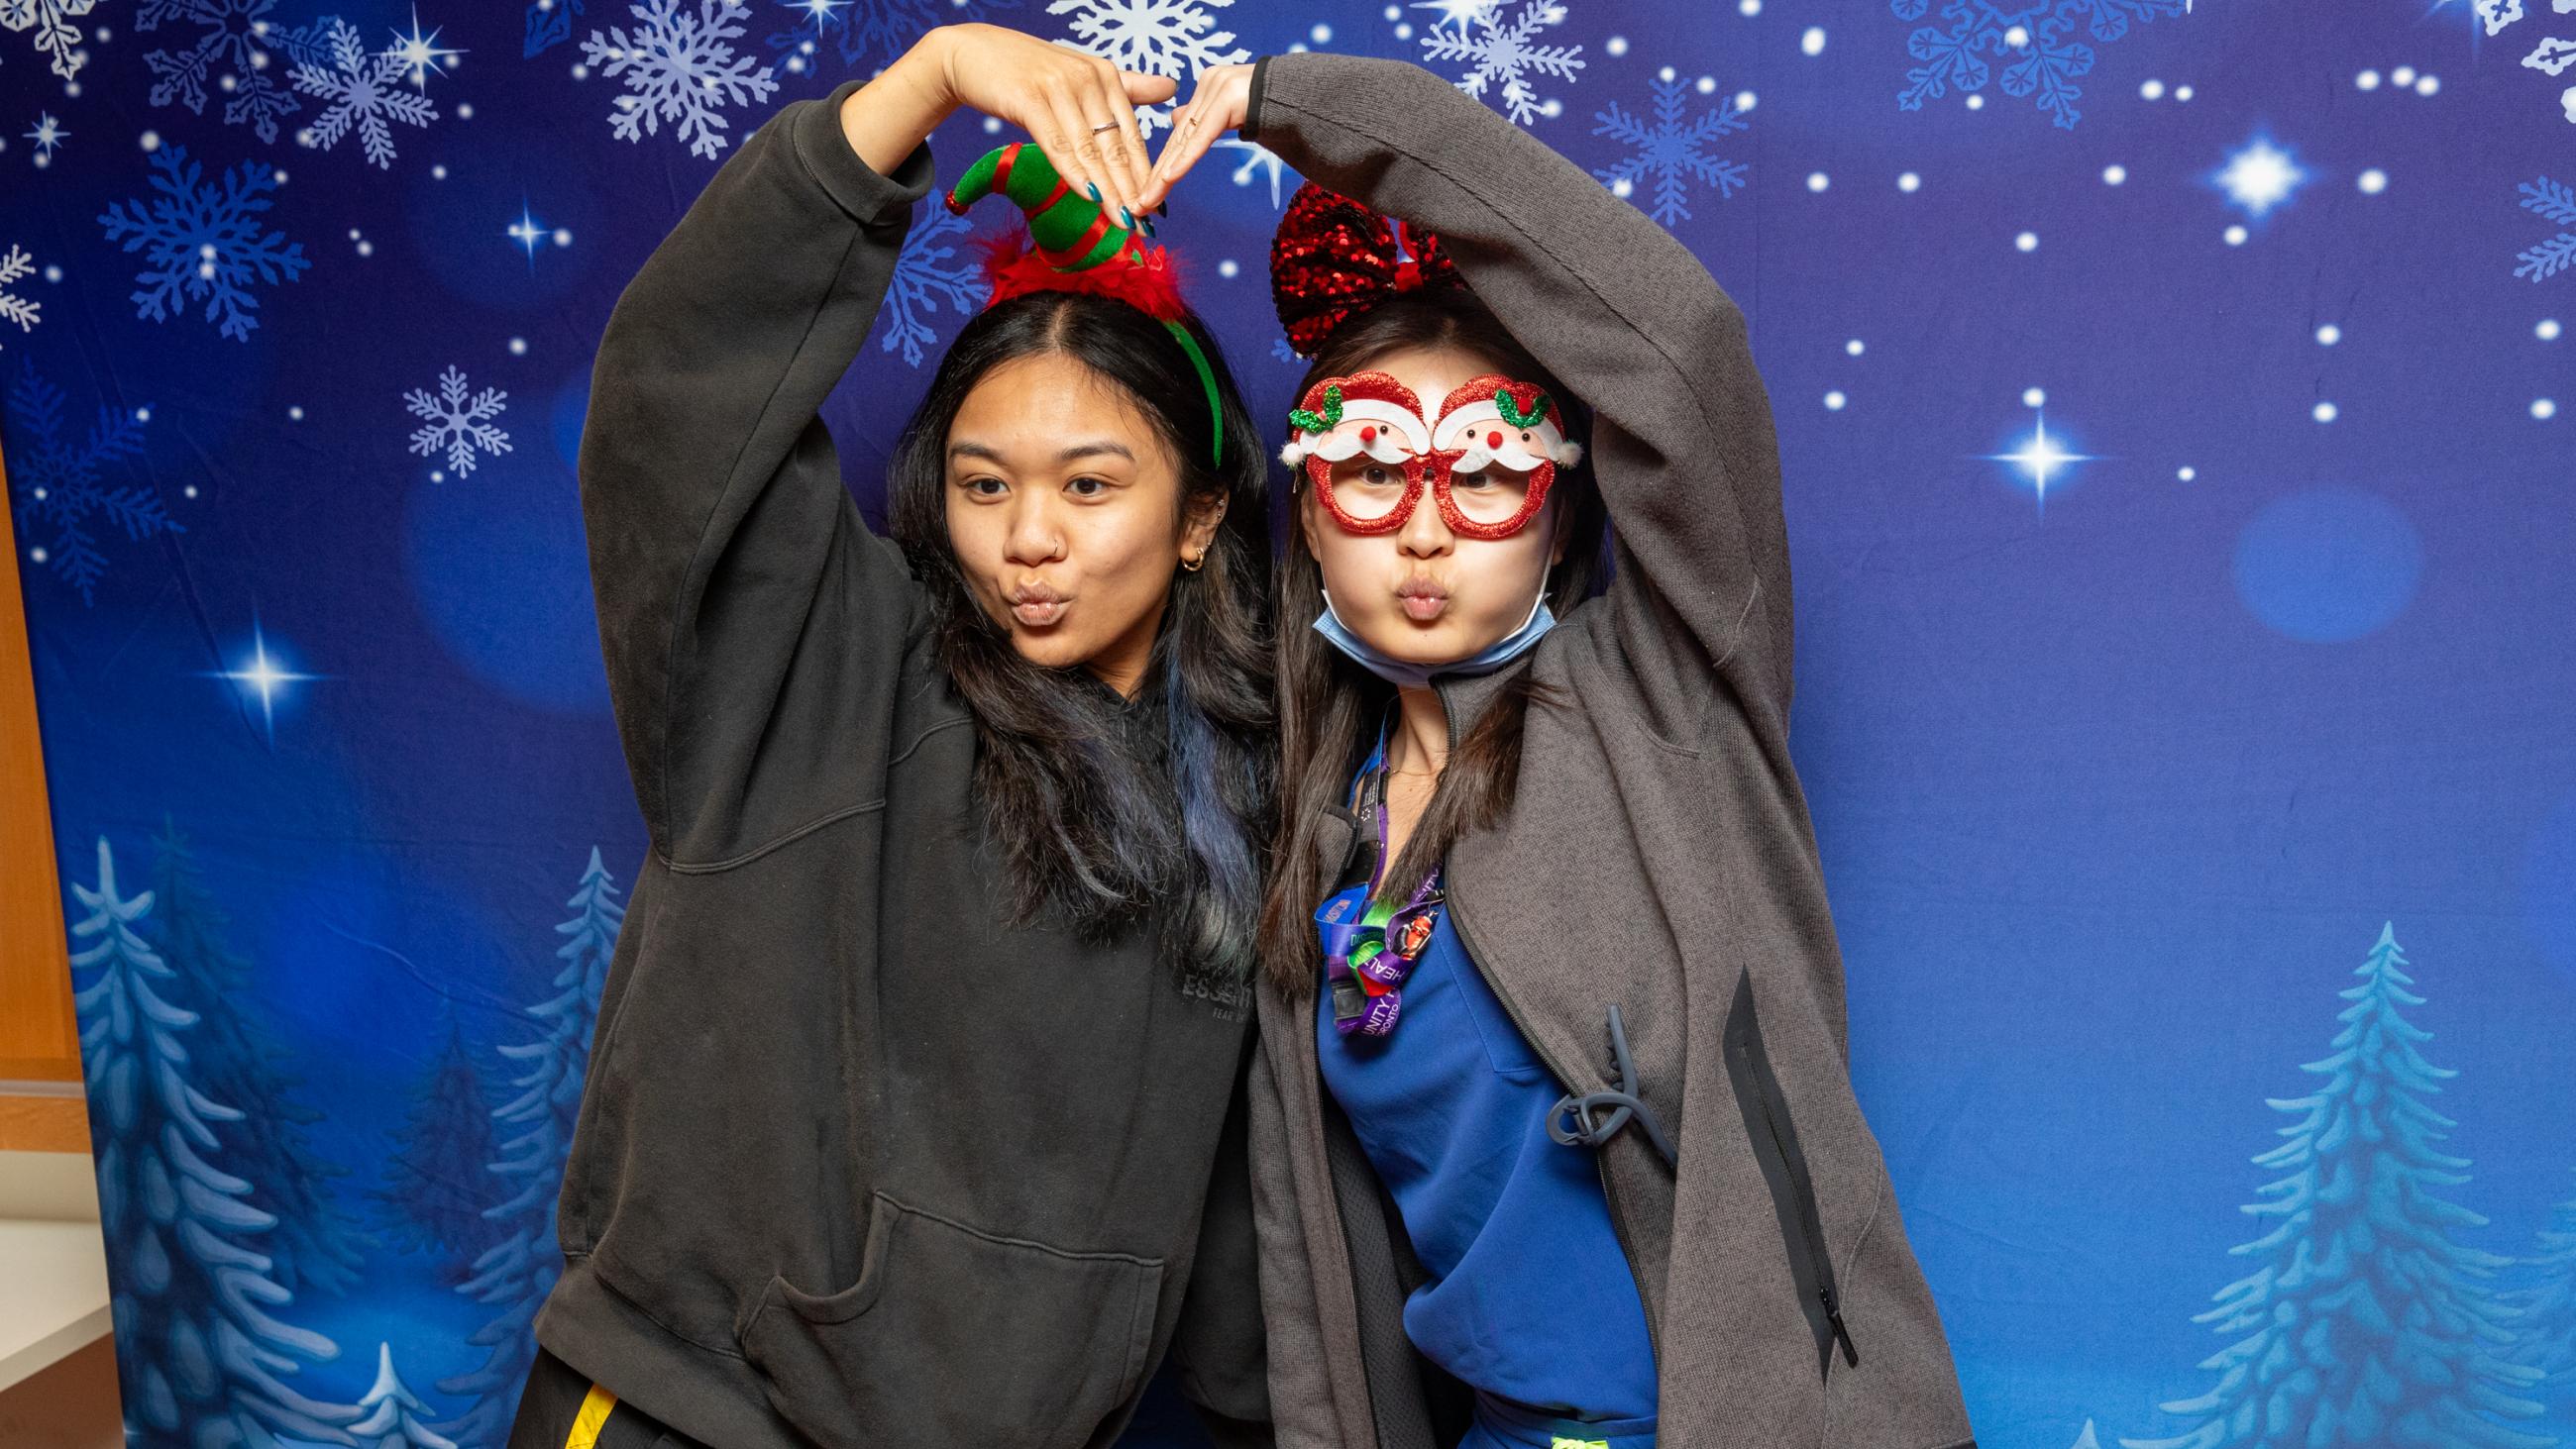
left=1140, top=52, right=1980, bottom=1449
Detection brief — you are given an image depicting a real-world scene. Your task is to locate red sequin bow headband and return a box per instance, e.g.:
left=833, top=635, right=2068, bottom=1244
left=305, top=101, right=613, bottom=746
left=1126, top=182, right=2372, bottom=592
left=1268, top=179, right=1468, bottom=359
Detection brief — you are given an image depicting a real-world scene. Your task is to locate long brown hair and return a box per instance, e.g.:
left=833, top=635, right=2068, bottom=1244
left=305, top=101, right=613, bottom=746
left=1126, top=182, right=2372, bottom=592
left=1254, top=286, right=1606, bottom=996
left=887, top=289, right=1275, bottom=990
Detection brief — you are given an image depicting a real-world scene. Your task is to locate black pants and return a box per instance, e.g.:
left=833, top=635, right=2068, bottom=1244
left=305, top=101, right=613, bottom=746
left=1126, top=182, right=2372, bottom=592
left=505, top=1344, right=714, bottom=1449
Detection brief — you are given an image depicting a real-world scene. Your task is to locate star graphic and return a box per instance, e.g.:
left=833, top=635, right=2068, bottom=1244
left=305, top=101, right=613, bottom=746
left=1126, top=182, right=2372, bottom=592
left=1978, top=413, right=2097, bottom=513
left=198, top=620, right=328, bottom=744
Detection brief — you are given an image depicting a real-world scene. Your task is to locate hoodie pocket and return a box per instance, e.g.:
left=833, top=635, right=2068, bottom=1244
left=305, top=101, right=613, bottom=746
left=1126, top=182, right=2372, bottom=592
left=1722, top=969, right=1859, bottom=1385
left=739, top=1191, right=1165, bottom=1449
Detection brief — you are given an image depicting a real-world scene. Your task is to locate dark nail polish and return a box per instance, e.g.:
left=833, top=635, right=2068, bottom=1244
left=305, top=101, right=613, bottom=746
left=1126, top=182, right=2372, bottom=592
left=1087, top=181, right=1103, bottom=202
left=1141, top=215, right=1157, bottom=237
left=1156, top=199, right=1169, bottom=217
left=1120, top=205, right=1135, bottom=229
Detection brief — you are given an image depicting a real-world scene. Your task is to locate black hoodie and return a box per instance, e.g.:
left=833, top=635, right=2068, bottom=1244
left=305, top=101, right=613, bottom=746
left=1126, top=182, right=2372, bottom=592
left=534, top=76, right=1267, bottom=1449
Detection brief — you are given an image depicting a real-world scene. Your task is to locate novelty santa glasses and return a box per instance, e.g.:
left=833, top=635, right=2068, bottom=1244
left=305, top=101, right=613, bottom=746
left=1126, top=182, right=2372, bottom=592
left=1278, top=370, right=1584, bottom=541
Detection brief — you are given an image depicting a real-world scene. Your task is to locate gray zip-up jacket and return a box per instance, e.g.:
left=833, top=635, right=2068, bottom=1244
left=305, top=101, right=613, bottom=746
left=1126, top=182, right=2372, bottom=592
left=1238, top=52, right=1978, bottom=1449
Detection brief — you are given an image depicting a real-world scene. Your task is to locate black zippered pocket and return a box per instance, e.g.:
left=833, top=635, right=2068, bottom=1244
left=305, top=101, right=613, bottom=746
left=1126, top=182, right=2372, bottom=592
left=1722, top=969, right=1860, bottom=1382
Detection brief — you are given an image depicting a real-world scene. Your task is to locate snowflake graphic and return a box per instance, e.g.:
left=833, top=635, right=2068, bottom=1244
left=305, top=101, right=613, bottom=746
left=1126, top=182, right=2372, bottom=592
left=580, top=0, right=780, bottom=158
left=1893, top=0, right=2191, bottom=131
left=405, top=365, right=512, bottom=477
left=1592, top=70, right=1749, bottom=226
left=97, top=143, right=312, bottom=342
left=24, top=111, right=69, bottom=163
left=525, top=0, right=583, bottom=54
left=1214, top=137, right=1291, bottom=208
left=2517, top=175, right=2576, bottom=282
left=1046, top=0, right=1248, bottom=134
left=291, top=17, right=439, bottom=168
left=879, top=205, right=983, bottom=368
left=137, top=0, right=334, bottom=144
left=5, top=365, right=177, bottom=605
left=0, top=246, right=39, bottom=344
left=2, top=0, right=101, bottom=80
left=1418, top=0, right=1585, bottom=127
left=755, top=0, right=1020, bottom=80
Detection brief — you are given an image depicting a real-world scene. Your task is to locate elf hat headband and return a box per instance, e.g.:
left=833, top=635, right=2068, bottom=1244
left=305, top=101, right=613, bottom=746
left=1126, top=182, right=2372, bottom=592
left=1279, top=368, right=1582, bottom=541
left=944, top=142, right=1224, bottom=467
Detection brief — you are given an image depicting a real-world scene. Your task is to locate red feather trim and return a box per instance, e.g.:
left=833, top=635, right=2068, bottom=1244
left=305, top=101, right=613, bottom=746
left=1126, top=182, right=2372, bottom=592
left=969, top=225, right=1191, bottom=322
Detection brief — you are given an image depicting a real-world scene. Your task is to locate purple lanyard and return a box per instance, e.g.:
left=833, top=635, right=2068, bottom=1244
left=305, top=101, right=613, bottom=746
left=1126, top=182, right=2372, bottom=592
left=1319, top=727, right=1445, bottom=1038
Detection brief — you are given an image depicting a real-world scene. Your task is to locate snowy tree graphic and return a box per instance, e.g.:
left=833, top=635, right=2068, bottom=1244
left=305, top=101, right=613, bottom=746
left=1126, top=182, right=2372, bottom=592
left=1046, top=0, right=1248, bottom=134
left=2505, top=1168, right=2576, bottom=1403
left=0, top=244, right=39, bottom=345
left=352, top=1343, right=462, bottom=1449
left=881, top=204, right=984, bottom=368
left=433, top=848, right=626, bottom=1446
left=137, top=0, right=339, bottom=145
left=1417, top=0, right=1585, bottom=128
left=98, top=142, right=313, bottom=341
left=373, top=1007, right=503, bottom=1283
left=148, top=816, right=374, bottom=1298
left=405, top=364, right=512, bottom=478
left=1591, top=68, right=1749, bottom=227
left=2120, top=923, right=2552, bottom=1449
left=2, top=0, right=103, bottom=79
left=291, top=17, right=440, bottom=169
left=68, top=835, right=361, bottom=1449
left=5, top=363, right=179, bottom=606
left=578, top=0, right=780, bottom=158
left=2516, top=178, right=2576, bottom=285
left=1892, top=0, right=2192, bottom=131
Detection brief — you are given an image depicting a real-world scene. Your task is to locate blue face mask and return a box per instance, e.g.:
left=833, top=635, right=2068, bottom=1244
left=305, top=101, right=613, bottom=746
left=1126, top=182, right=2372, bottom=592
left=1312, top=585, right=1556, bottom=690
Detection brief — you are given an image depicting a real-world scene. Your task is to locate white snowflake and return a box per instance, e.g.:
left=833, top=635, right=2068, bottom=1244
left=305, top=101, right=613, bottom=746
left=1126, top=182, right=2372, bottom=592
left=23, top=111, right=66, bottom=163
left=1, top=0, right=101, bottom=80
left=0, top=246, right=40, bottom=344
left=1418, top=0, right=1584, bottom=127
left=292, top=17, right=439, bottom=168
left=1592, top=70, right=1749, bottom=226
left=97, top=143, right=311, bottom=342
left=1214, top=137, right=1290, bottom=208
left=580, top=0, right=780, bottom=159
left=879, top=206, right=982, bottom=368
left=1046, top=0, right=1248, bottom=134
left=138, top=0, right=325, bottom=143
left=406, top=365, right=512, bottom=477
left=2518, top=175, right=2576, bottom=282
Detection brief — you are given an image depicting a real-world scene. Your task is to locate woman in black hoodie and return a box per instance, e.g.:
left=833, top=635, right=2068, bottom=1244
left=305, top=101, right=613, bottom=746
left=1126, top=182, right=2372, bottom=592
left=504, top=25, right=1275, bottom=1449
left=1141, top=52, right=1977, bottom=1449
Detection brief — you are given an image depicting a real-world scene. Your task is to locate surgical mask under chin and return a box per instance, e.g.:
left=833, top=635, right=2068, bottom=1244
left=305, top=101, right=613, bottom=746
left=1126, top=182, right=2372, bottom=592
left=1312, top=584, right=1556, bottom=690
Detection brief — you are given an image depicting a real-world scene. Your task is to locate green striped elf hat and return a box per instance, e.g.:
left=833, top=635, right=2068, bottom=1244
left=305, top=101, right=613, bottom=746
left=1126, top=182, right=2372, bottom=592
left=944, top=141, right=1224, bottom=466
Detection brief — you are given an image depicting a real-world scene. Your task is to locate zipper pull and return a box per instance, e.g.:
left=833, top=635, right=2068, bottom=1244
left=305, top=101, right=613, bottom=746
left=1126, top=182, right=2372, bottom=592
left=1820, top=1286, right=1859, bottom=1367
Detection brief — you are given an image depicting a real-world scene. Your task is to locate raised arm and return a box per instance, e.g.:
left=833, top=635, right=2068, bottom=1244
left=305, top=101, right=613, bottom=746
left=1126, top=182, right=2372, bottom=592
left=1211, top=52, right=1794, bottom=734
left=579, top=69, right=941, bottom=865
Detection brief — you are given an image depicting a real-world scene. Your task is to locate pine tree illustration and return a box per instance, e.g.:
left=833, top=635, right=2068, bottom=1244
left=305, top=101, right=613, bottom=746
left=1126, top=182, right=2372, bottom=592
left=2504, top=1168, right=2576, bottom=1400
left=2121, top=923, right=2552, bottom=1449
left=69, top=835, right=361, bottom=1449
left=432, top=847, right=625, bottom=1446
left=147, top=814, right=374, bottom=1298
left=374, top=1005, right=504, bottom=1283
left=351, top=1342, right=463, bottom=1449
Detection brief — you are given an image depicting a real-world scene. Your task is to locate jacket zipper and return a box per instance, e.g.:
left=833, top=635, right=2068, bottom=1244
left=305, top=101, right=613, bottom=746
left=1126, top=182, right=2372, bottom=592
left=1730, top=978, right=1860, bottom=1376
left=1428, top=679, right=1664, bottom=1369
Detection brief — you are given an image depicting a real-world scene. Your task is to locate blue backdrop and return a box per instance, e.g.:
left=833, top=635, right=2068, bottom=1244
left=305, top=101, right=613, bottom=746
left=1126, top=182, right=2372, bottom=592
left=7, top=0, right=2575, bottom=1444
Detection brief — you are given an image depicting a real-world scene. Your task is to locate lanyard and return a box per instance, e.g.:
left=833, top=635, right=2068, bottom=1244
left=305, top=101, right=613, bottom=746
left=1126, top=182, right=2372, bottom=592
left=1318, top=719, right=1445, bottom=1038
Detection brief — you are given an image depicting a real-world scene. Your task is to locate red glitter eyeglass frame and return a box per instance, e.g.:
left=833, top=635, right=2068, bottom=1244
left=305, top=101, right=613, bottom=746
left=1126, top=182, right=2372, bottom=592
left=1279, top=370, right=1580, bottom=542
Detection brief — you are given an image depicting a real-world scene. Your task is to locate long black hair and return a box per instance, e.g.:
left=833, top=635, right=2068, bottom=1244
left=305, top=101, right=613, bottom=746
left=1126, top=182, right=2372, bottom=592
left=887, top=289, right=1274, bottom=992
left=1255, top=286, right=1608, bottom=996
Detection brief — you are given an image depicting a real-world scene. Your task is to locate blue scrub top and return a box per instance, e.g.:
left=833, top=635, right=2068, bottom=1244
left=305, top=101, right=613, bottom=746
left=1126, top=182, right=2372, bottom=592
left=1315, top=742, right=1658, bottom=1427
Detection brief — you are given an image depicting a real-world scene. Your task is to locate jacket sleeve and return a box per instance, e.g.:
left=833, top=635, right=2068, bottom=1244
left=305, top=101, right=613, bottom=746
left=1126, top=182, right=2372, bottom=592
left=1243, top=51, right=1795, bottom=734
left=580, top=76, right=937, bottom=866
left=1165, top=1044, right=1277, bottom=1449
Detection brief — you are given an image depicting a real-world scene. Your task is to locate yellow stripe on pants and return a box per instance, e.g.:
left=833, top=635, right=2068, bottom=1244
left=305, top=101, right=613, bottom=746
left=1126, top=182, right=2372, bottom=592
left=565, top=1384, right=619, bottom=1449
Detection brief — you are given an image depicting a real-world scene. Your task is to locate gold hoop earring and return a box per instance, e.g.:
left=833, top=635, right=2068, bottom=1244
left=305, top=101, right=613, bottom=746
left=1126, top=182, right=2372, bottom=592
left=1181, top=547, right=1208, bottom=572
